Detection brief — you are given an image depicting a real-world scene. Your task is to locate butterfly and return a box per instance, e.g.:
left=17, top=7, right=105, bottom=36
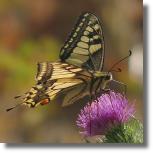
left=7, top=11, right=115, bottom=111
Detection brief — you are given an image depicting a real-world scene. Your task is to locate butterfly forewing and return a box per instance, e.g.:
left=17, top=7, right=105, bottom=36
left=59, top=12, right=105, bottom=72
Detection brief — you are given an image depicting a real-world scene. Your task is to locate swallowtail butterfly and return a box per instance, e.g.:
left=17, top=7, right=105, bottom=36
left=7, top=11, right=124, bottom=111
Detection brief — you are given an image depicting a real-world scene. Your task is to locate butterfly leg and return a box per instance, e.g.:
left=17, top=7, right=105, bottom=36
left=101, top=85, right=114, bottom=93
left=89, top=94, right=95, bottom=135
left=94, top=94, right=101, bottom=130
left=89, top=103, right=91, bottom=135
left=89, top=93, right=100, bottom=135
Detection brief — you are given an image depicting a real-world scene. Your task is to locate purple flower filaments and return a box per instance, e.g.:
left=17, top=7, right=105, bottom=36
left=76, top=91, right=136, bottom=139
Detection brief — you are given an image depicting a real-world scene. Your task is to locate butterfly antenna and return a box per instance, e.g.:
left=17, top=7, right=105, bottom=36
left=108, top=50, right=132, bottom=73
left=110, top=68, right=121, bottom=72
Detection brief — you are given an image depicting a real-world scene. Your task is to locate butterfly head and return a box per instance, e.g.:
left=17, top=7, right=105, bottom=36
left=93, top=71, right=112, bottom=92
left=100, top=72, right=112, bottom=90
left=105, top=72, right=112, bottom=81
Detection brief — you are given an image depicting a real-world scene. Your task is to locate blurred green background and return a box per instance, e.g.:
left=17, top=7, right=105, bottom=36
left=0, top=0, right=143, bottom=143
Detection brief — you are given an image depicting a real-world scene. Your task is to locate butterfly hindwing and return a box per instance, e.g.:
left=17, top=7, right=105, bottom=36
left=10, top=62, right=93, bottom=109
left=59, top=12, right=105, bottom=72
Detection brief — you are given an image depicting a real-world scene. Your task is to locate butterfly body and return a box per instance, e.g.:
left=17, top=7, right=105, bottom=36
left=7, top=11, right=113, bottom=111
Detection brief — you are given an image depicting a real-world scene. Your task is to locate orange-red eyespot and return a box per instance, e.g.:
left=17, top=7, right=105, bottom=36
left=40, top=98, right=50, bottom=105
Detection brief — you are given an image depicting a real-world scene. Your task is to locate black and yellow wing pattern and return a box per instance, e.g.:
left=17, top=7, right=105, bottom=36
left=7, top=12, right=112, bottom=111
left=59, top=11, right=105, bottom=72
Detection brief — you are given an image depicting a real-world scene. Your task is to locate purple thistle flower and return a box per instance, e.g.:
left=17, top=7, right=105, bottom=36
left=76, top=91, right=136, bottom=139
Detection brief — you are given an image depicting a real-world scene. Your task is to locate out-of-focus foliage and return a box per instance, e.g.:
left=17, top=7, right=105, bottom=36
left=0, top=0, right=143, bottom=143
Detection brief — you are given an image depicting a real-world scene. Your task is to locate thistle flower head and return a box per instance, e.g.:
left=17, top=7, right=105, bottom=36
left=76, top=91, right=136, bottom=139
